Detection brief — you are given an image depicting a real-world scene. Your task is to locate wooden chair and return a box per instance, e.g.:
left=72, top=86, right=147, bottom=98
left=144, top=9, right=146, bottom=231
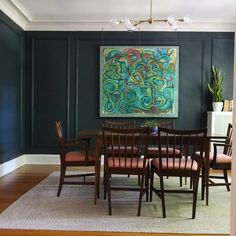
left=104, top=120, right=136, bottom=129
left=150, top=127, right=207, bottom=219
left=102, top=126, right=149, bottom=216
left=208, top=123, right=232, bottom=191
left=103, top=120, right=136, bottom=197
left=55, top=120, right=96, bottom=197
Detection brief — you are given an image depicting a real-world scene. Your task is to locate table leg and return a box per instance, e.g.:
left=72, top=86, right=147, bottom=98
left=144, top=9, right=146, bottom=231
left=201, top=160, right=205, bottom=200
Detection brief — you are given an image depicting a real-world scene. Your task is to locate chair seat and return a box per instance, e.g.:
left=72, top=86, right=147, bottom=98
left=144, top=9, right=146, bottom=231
left=108, top=157, right=147, bottom=169
left=209, top=152, right=232, bottom=164
left=196, top=152, right=232, bottom=164
left=148, top=147, right=181, bottom=157
left=151, top=158, right=198, bottom=171
left=65, top=151, right=95, bottom=162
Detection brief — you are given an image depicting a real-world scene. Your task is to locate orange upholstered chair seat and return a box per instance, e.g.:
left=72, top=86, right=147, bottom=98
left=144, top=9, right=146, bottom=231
left=209, top=152, right=231, bottom=164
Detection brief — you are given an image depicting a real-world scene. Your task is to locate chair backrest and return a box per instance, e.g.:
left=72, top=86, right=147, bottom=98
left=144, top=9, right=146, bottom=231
left=104, top=120, right=135, bottom=129
left=158, top=121, right=175, bottom=129
left=224, top=123, right=233, bottom=155
left=148, top=121, right=175, bottom=134
left=55, top=120, right=66, bottom=156
left=102, top=126, right=149, bottom=169
left=157, top=127, right=207, bottom=175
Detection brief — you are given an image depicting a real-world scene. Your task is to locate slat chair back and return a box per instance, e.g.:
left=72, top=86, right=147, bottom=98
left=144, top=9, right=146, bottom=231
left=147, top=121, right=177, bottom=158
left=55, top=120, right=66, bottom=161
left=223, top=123, right=233, bottom=155
left=103, top=126, right=147, bottom=172
left=157, top=127, right=207, bottom=176
left=159, top=121, right=175, bottom=129
left=105, top=120, right=136, bottom=129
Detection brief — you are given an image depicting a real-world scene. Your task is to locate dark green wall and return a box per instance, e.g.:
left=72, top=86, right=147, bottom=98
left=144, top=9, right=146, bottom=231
left=24, top=31, right=234, bottom=154
left=0, top=11, right=25, bottom=164
left=0, top=10, right=234, bottom=159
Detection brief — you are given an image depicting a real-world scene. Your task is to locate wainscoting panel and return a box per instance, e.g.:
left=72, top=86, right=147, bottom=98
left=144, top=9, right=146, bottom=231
left=24, top=32, right=234, bottom=153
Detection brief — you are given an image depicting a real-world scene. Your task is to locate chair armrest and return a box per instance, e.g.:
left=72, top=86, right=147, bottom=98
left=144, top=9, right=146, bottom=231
left=210, top=137, right=227, bottom=144
left=213, top=143, right=231, bottom=151
left=213, top=143, right=232, bottom=164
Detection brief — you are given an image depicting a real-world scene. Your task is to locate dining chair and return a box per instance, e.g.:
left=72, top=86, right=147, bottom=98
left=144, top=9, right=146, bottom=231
left=102, top=126, right=149, bottom=216
left=208, top=123, right=232, bottom=190
left=54, top=120, right=96, bottom=197
left=150, top=127, right=207, bottom=219
left=103, top=120, right=136, bottom=198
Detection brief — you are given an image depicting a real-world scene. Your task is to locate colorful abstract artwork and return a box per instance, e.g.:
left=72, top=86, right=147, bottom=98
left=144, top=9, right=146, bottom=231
left=100, top=46, right=179, bottom=117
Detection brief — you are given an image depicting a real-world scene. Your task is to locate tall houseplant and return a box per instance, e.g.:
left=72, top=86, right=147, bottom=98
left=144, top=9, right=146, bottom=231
left=207, top=65, right=224, bottom=112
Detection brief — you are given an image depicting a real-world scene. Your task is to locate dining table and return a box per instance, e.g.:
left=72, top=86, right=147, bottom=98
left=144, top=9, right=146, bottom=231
left=79, top=128, right=227, bottom=205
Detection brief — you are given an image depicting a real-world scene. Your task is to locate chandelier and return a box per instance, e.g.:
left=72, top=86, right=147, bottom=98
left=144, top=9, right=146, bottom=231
left=112, top=0, right=192, bottom=31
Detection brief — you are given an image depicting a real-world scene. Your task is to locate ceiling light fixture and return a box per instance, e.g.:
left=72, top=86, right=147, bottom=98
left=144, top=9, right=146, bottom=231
left=112, top=0, right=192, bottom=31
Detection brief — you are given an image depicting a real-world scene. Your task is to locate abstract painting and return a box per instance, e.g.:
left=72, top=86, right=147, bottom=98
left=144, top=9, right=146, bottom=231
left=100, top=46, right=179, bottom=117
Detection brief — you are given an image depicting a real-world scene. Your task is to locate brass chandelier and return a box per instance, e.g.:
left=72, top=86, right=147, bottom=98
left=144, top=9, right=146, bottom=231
left=112, top=0, right=191, bottom=31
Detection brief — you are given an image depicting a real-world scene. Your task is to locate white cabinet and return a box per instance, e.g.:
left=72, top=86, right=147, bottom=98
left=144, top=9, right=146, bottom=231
left=207, top=111, right=232, bottom=135
left=207, top=111, right=232, bottom=151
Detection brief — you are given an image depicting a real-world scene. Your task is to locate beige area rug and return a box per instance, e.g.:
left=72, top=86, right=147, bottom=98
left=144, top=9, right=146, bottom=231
left=0, top=172, right=230, bottom=233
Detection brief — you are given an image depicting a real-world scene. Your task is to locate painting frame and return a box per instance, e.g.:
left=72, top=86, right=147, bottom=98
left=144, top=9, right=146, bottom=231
left=100, top=46, right=179, bottom=118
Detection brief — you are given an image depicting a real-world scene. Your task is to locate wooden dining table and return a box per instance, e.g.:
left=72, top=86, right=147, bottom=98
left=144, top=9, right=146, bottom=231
left=79, top=128, right=226, bottom=205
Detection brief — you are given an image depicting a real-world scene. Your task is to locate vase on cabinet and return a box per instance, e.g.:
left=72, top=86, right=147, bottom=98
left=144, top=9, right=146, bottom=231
left=212, top=102, right=223, bottom=112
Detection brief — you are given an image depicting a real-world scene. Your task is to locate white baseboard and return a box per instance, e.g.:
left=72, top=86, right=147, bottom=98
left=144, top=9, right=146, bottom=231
left=0, top=155, right=25, bottom=177
left=0, top=154, right=104, bottom=177
left=25, top=154, right=60, bottom=165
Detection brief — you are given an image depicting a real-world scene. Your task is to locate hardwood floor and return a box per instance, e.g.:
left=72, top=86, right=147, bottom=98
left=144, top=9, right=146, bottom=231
left=0, top=165, right=229, bottom=236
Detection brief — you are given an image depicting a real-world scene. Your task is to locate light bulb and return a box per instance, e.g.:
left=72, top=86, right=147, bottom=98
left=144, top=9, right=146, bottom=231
left=167, top=17, right=175, bottom=25
left=183, top=17, right=192, bottom=23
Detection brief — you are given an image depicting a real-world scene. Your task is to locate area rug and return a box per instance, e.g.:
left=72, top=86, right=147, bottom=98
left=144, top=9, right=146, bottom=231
left=0, top=172, right=230, bottom=233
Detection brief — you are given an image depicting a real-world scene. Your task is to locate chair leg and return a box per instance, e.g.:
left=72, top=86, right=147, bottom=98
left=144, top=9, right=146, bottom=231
left=190, top=177, right=193, bottom=189
left=106, top=172, right=112, bottom=215
left=223, top=169, right=230, bottom=191
left=160, top=176, right=166, bottom=218
left=145, top=166, right=149, bottom=202
left=192, top=176, right=199, bottom=219
left=57, top=165, right=66, bottom=197
left=137, top=174, right=145, bottom=216
left=150, top=169, right=154, bottom=202
left=103, top=166, right=107, bottom=200
left=138, top=174, right=140, bottom=185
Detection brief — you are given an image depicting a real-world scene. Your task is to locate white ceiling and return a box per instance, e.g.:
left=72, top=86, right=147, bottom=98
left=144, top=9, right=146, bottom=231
left=0, top=0, right=235, bottom=31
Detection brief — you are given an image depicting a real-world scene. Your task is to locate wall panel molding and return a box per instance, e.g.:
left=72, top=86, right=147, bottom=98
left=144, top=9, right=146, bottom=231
left=29, top=37, right=71, bottom=148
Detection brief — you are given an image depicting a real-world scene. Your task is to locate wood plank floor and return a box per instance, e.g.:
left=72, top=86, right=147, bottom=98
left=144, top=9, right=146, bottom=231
left=0, top=165, right=229, bottom=236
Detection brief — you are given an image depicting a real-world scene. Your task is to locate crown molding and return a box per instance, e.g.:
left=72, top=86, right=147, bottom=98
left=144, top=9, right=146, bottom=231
left=0, top=0, right=30, bottom=30
left=0, top=0, right=235, bottom=32
left=24, top=21, right=235, bottom=32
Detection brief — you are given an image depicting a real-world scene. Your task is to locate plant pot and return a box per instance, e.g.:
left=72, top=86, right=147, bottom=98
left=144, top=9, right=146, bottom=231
left=148, top=126, right=158, bottom=134
left=212, top=102, right=223, bottom=112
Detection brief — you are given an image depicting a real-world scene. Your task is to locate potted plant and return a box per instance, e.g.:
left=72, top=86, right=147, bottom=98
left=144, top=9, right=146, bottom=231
left=143, top=119, right=159, bottom=133
left=207, top=65, right=224, bottom=112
